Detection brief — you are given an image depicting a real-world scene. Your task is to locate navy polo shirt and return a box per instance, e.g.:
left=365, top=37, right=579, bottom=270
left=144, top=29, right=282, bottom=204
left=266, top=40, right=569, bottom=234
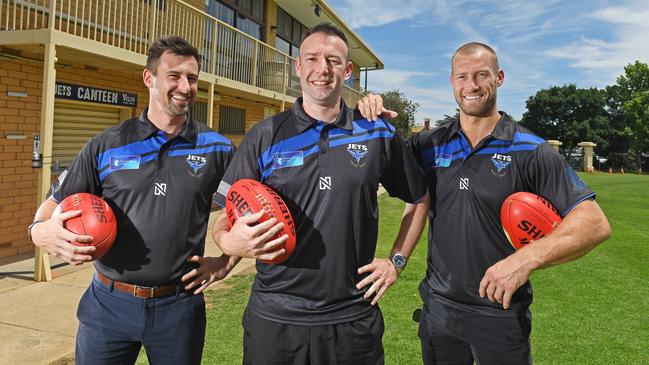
left=214, top=98, right=427, bottom=325
left=52, top=110, right=235, bottom=286
left=409, top=112, right=595, bottom=316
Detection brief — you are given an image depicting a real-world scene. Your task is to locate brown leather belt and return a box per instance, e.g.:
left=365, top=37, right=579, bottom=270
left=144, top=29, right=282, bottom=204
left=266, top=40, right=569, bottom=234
left=96, top=271, right=179, bottom=299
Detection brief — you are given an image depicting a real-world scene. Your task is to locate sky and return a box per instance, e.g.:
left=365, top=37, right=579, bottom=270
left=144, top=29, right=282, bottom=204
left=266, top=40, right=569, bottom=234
left=327, top=0, right=649, bottom=125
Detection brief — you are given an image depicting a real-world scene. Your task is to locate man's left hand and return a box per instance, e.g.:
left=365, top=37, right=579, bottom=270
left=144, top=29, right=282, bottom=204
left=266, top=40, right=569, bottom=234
left=181, top=255, right=231, bottom=294
left=479, top=252, right=533, bottom=309
left=356, top=258, right=399, bottom=305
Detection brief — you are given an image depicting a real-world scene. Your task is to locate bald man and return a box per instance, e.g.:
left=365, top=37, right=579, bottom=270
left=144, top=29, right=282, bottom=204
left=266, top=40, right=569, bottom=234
left=357, top=42, right=610, bottom=364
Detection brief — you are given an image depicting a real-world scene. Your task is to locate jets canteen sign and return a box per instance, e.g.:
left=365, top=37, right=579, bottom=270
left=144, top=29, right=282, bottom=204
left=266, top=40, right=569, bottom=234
left=55, top=82, right=137, bottom=107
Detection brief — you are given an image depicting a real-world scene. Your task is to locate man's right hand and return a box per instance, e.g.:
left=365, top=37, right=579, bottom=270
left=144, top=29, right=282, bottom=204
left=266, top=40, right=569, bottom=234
left=216, top=210, right=288, bottom=261
left=31, top=209, right=95, bottom=265
left=356, top=94, right=398, bottom=121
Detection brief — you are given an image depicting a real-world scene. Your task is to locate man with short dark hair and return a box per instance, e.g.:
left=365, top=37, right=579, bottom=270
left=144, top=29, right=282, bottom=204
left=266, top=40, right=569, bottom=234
left=212, top=23, right=430, bottom=364
left=29, top=36, right=237, bottom=365
left=357, top=42, right=611, bottom=364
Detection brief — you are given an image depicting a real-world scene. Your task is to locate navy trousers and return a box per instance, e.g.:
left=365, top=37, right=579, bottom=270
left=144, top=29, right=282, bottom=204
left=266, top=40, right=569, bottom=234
left=75, top=274, right=206, bottom=365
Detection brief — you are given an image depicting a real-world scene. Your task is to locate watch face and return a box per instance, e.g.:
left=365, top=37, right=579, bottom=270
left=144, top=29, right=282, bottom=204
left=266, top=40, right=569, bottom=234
left=392, top=254, right=406, bottom=269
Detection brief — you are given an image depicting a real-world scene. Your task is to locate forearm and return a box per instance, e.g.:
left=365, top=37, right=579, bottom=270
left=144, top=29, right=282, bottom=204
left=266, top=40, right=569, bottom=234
left=30, top=198, right=58, bottom=247
left=390, top=191, right=430, bottom=258
left=34, top=198, right=57, bottom=222
left=518, top=199, right=611, bottom=272
left=211, top=210, right=230, bottom=253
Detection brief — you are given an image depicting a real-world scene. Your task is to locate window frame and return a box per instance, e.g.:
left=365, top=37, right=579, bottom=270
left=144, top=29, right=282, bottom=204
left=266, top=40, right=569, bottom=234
left=218, top=105, right=246, bottom=134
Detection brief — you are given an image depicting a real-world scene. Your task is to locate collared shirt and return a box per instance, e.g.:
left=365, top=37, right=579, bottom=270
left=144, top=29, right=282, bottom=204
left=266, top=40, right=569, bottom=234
left=53, top=110, right=234, bottom=286
left=214, top=98, right=427, bottom=325
left=409, top=112, right=595, bottom=316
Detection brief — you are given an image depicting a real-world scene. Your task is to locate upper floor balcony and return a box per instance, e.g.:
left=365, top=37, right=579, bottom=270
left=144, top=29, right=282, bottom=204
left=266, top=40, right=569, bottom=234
left=0, top=0, right=368, bottom=106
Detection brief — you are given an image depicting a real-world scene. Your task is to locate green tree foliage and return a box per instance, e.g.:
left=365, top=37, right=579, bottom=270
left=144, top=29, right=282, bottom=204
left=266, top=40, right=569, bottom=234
left=378, top=89, right=419, bottom=137
left=605, top=61, right=649, bottom=168
left=520, top=85, right=609, bottom=159
left=435, top=109, right=459, bottom=127
left=603, top=82, right=633, bottom=167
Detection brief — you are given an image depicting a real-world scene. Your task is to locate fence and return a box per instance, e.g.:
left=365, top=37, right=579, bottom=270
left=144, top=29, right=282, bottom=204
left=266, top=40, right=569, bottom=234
left=0, top=0, right=365, bottom=105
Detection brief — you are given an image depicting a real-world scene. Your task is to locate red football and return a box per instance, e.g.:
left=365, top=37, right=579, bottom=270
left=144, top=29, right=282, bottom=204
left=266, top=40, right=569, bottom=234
left=225, top=179, right=296, bottom=264
left=57, top=193, right=117, bottom=259
left=500, top=192, right=561, bottom=250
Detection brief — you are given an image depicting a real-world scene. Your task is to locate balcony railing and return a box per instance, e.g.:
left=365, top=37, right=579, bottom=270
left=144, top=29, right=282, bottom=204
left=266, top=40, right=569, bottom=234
left=0, top=0, right=364, bottom=106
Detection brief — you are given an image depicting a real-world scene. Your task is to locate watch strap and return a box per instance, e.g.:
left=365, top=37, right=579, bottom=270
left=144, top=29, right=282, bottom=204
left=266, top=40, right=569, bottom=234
left=28, top=220, right=43, bottom=243
left=389, top=252, right=407, bottom=270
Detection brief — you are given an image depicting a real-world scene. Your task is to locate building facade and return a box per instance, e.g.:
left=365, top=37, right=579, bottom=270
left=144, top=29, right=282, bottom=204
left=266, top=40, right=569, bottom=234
left=0, top=0, right=383, bottom=272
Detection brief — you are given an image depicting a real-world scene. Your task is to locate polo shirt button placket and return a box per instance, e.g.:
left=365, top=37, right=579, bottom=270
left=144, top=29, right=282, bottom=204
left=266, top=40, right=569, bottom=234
left=319, top=123, right=330, bottom=167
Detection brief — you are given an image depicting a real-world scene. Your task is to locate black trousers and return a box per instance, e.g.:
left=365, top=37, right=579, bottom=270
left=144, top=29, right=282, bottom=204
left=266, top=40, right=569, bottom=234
left=418, top=299, right=532, bottom=365
left=242, top=307, right=385, bottom=365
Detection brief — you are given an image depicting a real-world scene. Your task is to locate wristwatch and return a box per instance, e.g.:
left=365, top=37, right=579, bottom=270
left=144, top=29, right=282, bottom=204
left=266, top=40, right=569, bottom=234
left=27, top=220, right=43, bottom=244
left=389, top=253, right=407, bottom=271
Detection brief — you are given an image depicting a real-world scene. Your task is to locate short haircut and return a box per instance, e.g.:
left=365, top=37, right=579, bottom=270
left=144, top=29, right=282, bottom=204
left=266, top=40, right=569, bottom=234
left=452, top=42, right=499, bottom=71
left=146, top=36, right=202, bottom=74
left=301, top=22, right=350, bottom=60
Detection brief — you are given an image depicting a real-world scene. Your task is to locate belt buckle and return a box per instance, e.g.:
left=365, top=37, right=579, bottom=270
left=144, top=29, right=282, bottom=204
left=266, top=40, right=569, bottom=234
left=133, top=285, right=156, bottom=298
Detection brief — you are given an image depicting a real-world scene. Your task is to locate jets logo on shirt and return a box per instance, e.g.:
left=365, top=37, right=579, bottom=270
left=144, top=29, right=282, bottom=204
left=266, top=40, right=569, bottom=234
left=186, top=155, right=207, bottom=176
left=490, top=153, right=511, bottom=177
left=347, top=144, right=368, bottom=168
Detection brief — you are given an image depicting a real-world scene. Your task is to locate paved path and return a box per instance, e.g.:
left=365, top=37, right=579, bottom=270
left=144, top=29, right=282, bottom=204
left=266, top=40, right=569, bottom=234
left=0, top=212, right=255, bottom=365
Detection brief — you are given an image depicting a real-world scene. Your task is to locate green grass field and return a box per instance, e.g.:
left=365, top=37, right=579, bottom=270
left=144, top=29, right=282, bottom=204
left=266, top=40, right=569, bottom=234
left=138, top=173, right=649, bottom=364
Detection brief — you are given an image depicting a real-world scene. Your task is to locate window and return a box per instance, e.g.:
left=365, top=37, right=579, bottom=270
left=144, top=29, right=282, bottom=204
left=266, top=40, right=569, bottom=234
left=192, top=101, right=208, bottom=124
left=219, top=105, right=245, bottom=134
left=275, top=7, right=307, bottom=57
left=275, top=37, right=291, bottom=56
left=146, top=0, right=166, bottom=11
left=207, top=0, right=265, bottom=40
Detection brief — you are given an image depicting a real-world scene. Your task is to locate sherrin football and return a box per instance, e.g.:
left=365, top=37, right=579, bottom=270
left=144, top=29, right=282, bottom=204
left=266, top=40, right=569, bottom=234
left=225, top=179, right=296, bottom=264
left=500, top=192, right=561, bottom=250
left=56, top=193, right=117, bottom=259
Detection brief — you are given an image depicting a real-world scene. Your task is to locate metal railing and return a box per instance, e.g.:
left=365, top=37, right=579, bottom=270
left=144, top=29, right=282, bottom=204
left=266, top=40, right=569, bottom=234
left=0, top=0, right=364, bottom=105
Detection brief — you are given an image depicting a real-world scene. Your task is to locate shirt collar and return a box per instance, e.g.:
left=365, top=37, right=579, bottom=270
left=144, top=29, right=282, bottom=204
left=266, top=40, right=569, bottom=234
left=136, top=108, right=198, bottom=144
left=292, top=97, right=354, bottom=133
left=448, top=112, right=515, bottom=141
left=490, top=112, right=515, bottom=141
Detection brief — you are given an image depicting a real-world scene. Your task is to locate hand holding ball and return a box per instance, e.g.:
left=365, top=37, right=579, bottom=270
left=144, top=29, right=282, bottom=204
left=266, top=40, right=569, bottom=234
left=225, top=179, right=296, bottom=264
left=57, top=193, right=117, bottom=259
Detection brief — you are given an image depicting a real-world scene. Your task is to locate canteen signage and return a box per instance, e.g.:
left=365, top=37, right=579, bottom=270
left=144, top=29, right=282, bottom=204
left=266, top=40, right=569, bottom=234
left=55, top=82, right=137, bottom=107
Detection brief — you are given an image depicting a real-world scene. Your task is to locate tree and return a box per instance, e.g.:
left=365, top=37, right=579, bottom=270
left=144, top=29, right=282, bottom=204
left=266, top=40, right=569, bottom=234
left=603, top=83, right=633, bottom=168
left=520, top=85, right=609, bottom=160
left=606, top=61, right=649, bottom=169
left=435, top=109, right=459, bottom=127
left=378, top=89, right=419, bottom=137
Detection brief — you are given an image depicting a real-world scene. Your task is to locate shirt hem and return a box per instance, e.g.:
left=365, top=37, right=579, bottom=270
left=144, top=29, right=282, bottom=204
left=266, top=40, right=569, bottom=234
left=246, top=302, right=378, bottom=326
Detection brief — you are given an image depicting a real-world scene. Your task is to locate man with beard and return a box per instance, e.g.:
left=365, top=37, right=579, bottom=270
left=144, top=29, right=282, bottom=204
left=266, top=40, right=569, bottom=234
left=29, top=36, right=238, bottom=365
left=357, top=42, right=610, bottom=364
left=211, top=23, right=429, bottom=364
